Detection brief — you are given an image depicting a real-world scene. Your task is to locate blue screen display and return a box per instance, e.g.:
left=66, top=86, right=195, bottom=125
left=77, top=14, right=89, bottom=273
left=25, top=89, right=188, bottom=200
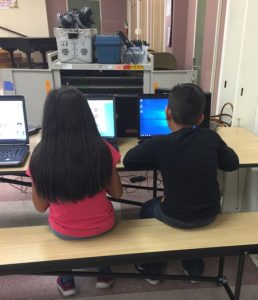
left=139, top=98, right=171, bottom=136
left=88, top=99, right=115, bottom=138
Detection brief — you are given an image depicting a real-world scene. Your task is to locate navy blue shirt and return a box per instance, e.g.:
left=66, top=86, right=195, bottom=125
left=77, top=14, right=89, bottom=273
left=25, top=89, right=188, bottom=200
left=123, top=127, right=239, bottom=221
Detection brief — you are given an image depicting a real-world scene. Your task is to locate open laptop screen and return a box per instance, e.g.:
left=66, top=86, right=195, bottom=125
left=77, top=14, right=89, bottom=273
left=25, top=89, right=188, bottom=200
left=138, top=95, right=171, bottom=138
left=87, top=97, right=116, bottom=139
left=0, top=96, right=29, bottom=144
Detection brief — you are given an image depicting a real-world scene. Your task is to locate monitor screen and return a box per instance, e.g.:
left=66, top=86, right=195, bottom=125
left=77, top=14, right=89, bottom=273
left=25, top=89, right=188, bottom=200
left=155, top=89, right=211, bottom=129
left=87, top=98, right=116, bottom=138
left=139, top=95, right=171, bottom=137
left=0, top=96, right=28, bottom=143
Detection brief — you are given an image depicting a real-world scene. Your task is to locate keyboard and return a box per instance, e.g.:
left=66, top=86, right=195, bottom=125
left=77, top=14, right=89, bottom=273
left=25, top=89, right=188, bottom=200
left=0, top=145, right=29, bottom=166
left=0, top=147, right=24, bottom=158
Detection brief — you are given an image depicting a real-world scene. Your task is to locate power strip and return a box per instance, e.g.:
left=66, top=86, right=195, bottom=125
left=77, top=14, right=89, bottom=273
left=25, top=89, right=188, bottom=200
left=130, top=176, right=146, bottom=183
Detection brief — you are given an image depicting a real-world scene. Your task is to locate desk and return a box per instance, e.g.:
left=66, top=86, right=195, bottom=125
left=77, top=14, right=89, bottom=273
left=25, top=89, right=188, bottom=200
left=1, top=126, right=258, bottom=173
left=120, top=127, right=258, bottom=169
left=0, top=135, right=136, bottom=175
left=1, top=127, right=258, bottom=204
left=1, top=127, right=258, bottom=173
left=216, top=127, right=258, bottom=212
left=0, top=134, right=40, bottom=176
left=217, top=127, right=258, bottom=167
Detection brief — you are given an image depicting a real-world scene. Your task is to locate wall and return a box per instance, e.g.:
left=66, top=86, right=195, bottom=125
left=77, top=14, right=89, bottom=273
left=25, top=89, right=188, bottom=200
left=171, top=0, right=189, bottom=69
left=45, top=0, right=67, bottom=37
left=200, top=0, right=218, bottom=91
left=0, top=0, right=49, bottom=37
left=101, top=0, right=127, bottom=34
left=184, top=0, right=196, bottom=69
left=212, top=0, right=227, bottom=114
left=164, top=0, right=172, bottom=52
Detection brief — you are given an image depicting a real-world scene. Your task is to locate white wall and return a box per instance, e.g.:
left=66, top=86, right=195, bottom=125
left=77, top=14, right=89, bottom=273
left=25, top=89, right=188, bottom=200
left=0, top=0, right=49, bottom=37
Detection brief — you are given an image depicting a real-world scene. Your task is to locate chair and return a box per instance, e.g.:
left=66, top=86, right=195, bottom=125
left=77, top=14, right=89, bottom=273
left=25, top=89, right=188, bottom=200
left=152, top=52, right=177, bottom=70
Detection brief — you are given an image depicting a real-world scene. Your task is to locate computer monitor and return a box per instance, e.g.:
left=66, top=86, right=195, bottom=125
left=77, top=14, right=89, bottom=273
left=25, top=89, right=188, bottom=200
left=87, top=96, right=116, bottom=139
left=155, top=88, right=211, bottom=128
left=138, top=94, right=171, bottom=139
left=0, top=96, right=29, bottom=144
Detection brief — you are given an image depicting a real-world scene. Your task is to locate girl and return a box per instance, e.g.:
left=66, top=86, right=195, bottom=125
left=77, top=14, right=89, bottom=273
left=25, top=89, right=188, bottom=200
left=27, top=87, right=122, bottom=297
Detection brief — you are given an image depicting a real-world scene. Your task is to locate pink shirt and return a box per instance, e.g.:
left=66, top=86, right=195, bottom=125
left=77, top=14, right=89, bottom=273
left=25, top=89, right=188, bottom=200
left=27, top=142, right=120, bottom=238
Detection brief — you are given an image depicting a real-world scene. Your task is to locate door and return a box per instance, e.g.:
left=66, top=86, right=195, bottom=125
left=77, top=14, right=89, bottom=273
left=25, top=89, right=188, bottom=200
left=232, top=0, right=258, bottom=131
left=216, top=0, right=246, bottom=115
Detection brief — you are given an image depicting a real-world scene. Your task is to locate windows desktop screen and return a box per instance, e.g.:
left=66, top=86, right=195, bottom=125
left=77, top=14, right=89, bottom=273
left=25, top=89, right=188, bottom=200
left=139, top=98, right=171, bottom=137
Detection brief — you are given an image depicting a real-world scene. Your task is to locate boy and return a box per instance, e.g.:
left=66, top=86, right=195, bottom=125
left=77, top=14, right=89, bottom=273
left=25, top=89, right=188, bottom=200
left=123, top=83, right=239, bottom=282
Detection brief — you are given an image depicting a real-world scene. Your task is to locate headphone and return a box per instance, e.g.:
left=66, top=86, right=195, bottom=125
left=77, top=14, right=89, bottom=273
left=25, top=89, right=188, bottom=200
left=57, top=11, right=76, bottom=28
left=75, top=7, right=95, bottom=29
left=57, top=7, right=95, bottom=29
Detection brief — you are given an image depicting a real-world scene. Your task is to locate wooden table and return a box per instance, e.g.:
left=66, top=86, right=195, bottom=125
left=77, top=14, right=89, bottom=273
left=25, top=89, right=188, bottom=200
left=217, top=127, right=258, bottom=167
left=1, top=126, right=258, bottom=173
left=1, top=127, right=258, bottom=198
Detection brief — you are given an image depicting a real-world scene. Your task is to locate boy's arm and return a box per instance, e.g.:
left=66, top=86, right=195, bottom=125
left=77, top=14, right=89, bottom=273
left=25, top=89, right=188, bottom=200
left=123, top=139, right=156, bottom=170
left=217, top=139, right=239, bottom=171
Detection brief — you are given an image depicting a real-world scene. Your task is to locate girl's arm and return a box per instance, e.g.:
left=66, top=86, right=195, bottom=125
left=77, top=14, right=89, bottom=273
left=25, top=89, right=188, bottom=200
left=106, top=167, right=123, bottom=199
left=31, top=183, right=50, bottom=212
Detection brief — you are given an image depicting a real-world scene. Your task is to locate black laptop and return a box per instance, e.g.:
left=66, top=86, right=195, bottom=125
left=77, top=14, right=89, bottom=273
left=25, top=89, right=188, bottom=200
left=87, top=96, right=118, bottom=150
left=0, top=95, right=30, bottom=167
left=138, top=94, right=171, bottom=142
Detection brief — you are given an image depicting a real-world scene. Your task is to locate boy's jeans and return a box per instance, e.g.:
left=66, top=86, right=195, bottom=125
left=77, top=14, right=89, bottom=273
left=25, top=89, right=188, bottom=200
left=139, top=197, right=216, bottom=275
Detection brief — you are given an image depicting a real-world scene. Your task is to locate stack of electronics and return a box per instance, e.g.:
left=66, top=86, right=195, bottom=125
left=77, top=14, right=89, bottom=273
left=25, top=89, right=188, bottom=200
left=54, top=7, right=97, bottom=63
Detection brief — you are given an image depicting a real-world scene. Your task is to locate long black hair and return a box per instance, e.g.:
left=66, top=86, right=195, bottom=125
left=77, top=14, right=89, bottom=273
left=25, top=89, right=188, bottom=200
left=30, top=87, right=113, bottom=203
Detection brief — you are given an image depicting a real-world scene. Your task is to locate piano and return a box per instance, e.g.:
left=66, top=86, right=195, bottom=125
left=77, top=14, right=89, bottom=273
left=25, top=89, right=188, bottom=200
left=0, top=37, right=57, bottom=68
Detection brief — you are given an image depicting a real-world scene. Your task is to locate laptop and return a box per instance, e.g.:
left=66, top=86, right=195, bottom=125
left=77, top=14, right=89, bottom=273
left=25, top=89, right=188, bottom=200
left=138, top=94, right=171, bottom=142
left=0, top=95, right=30, bottom=167
left=87, top=96, right=118, bottom=150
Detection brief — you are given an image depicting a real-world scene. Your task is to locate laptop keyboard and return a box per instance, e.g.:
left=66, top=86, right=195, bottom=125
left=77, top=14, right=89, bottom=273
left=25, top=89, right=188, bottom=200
left=0, top=145, right=29, bottom=167
left=0, top=147, right=24, bottom=158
